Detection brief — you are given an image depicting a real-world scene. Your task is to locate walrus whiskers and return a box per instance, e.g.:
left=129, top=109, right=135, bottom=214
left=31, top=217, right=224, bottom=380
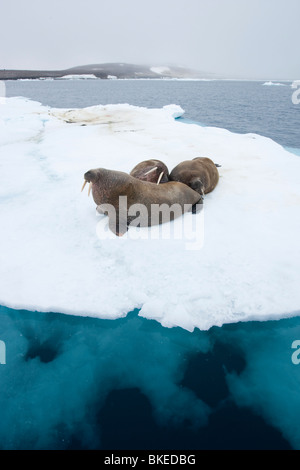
left=81, top=180, right=88, bottom=192
left=144, top=166, right=158, bottom=176
left=157, top=172, right=164, bottom=185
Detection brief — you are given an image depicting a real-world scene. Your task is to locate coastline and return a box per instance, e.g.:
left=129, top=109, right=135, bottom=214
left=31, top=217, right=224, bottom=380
left=0, top=63, right=295, bottom=82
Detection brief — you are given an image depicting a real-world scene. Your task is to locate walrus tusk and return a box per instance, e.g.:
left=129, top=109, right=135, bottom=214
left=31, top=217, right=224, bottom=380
left=81, top=180, right=88, bottom=192
left=144, top=166, right=158, bottom=176
left=157, top=172, right=164, bottom=185
left=88, top=181, right=92, bottom=197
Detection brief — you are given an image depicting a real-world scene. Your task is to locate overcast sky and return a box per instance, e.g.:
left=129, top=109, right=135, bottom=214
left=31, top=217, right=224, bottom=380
left=1, top=0, right=299, bottom=79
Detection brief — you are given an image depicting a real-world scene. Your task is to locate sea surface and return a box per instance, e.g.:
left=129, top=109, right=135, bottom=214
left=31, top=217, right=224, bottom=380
left=5, top=78, right=300, bottom=149
left=1, top=78, right=300, bottom=450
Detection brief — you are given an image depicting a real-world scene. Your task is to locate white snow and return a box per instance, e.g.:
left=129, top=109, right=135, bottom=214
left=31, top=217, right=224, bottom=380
left=150, top=66, right=171, bottom=75
left=0, top=97, right=300, bottom=331
left=59, top=74, right=98, bottom=80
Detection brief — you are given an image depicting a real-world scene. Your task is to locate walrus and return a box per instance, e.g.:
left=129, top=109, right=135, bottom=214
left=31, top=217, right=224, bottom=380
left=130, top=159, right=169, bottom=185
left=169, top=157, right=220, bottom=196
left=81, top=168, right=202, bottom=236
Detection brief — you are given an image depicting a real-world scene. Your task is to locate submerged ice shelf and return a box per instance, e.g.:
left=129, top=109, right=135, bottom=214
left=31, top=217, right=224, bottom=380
left=0, top=96, right=300, bottom=331
left=0, top=305, right=298, bottom=450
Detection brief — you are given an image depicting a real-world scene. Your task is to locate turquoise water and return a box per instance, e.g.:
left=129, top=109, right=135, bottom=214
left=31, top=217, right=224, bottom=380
left=285, top=147, right=300, bottom=157
left=1, top=79, right=300, bottom=449
left=1, top=304, right=300, bottom=450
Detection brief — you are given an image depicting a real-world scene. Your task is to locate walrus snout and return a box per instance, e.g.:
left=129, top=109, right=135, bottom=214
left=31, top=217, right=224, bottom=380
left=82, top=169, right=100, bottom=196
left=190, top=177, right=205, bottom=196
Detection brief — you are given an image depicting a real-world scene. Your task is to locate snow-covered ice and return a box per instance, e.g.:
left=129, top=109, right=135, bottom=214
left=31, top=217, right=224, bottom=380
left=0, top=96, right=300, bottom=331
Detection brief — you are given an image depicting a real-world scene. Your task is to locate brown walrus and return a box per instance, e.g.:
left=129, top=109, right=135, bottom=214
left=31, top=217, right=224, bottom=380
left=81, top=167, right=202, bottom=236
left=130, top=159, right=169, bottom=185
left=169, top=157, right=220, bottom=196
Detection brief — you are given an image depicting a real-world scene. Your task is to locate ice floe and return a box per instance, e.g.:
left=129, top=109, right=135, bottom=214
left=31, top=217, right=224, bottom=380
left=262, top=81, right=287, bottom=86
left=0, top=97, right=299, bottom=331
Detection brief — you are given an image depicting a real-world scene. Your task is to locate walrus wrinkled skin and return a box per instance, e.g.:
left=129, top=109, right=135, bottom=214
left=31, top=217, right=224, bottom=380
left=169, top=157, right=220, bottom=196
left=82, top=168, right=202, bottom=236
left=130, top=159, right=169, bottom=184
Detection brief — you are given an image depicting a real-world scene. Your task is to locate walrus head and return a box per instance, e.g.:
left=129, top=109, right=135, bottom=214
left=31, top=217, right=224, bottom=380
left=81, top=167, right=132, bottom=206
left=81, top=169, right=100, bottom=196
left=190, top=177, right=205, bottom=197
left=130, top=159, right=169, bottom=185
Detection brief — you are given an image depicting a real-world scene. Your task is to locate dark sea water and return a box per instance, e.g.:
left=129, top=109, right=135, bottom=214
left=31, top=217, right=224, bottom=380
left=5, top=78, right=300, bottom=149
left=1, top=79, right=300, bottom=451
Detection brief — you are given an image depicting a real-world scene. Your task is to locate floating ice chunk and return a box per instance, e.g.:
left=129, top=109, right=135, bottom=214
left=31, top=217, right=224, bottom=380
left=163, top=104, right=185, bottom=119
left=0, top=97, right=300, bottom=331
left=59, top=74, right=98, bottom=80
left=262, top=81, right=287, bottom=86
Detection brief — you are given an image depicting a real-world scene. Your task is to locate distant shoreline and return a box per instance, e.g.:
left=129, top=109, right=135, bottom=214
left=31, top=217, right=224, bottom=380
left=0, top=63, right=295, bottom=82
left=1, top=76, right=293, bottom=83
left=0, top=63, right=212, bottom=81
left=0, top=73, right=294, bottom=83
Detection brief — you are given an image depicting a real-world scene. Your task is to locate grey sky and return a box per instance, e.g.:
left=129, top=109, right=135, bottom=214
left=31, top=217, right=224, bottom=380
left=1, top=0, right=299, bottom=79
